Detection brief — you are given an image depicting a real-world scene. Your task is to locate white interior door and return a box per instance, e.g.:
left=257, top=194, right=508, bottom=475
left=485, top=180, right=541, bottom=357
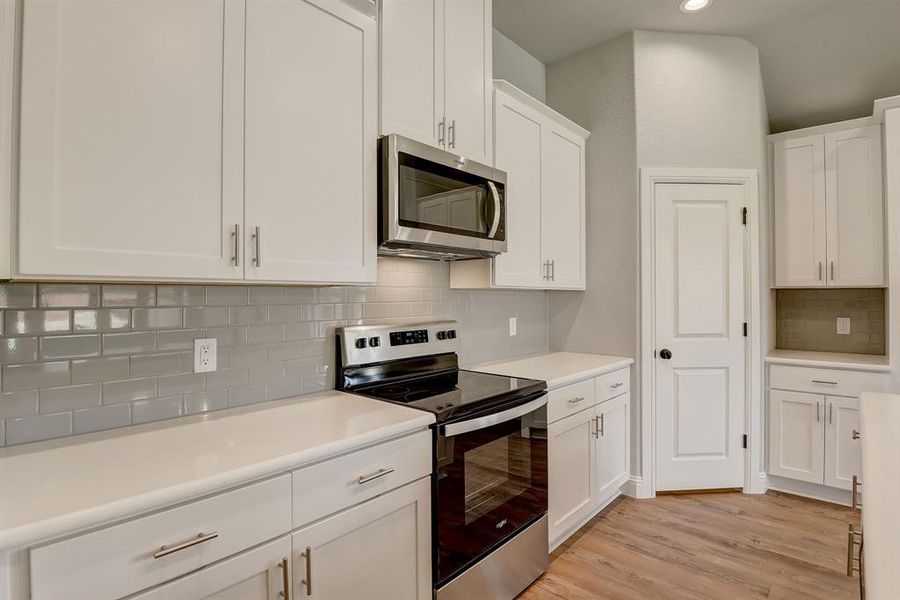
left=654, top=183, right=746, bottom=491
left=244, top=0, right=376, bottom=284
left=768, top=389, right=825, bottom=484
left=825, top=125, right=885, bottom=286
left=18, top=0, right=244, bottom=280
left=773, top=135, right=827, bottom=287
left=824, top=395, right=861, bottom=490
left=492, top=90, right=544, bottom=288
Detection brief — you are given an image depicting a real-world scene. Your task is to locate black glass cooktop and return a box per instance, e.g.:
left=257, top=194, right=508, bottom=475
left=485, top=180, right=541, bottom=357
left=355, top=369, right=546, bottom=422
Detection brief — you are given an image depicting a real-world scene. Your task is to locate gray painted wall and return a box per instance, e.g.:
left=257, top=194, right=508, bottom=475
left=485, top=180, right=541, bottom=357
left=493, top=29, right=546, bottom=102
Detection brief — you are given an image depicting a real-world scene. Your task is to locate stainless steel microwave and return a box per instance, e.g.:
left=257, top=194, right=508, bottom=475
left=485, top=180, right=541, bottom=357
left=378, top=134, right=507, bottom=260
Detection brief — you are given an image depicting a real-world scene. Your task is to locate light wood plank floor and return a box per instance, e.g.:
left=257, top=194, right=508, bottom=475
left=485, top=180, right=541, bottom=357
left=519, top=491, right=860, bottom=600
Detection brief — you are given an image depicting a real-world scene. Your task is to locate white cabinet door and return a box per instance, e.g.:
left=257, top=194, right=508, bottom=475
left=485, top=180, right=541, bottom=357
left=595, top=393, right=629, bottom=503
left=548, top=407, right=595, bottom=546
left=18, top=0, right=244, bottom=280
left=773, top=135, right=827, bottom=287
left=132, top=536, right=291, bottom=600
left=541, top=125, right=585, bottom=289
left=825, top=125, right=885, bottom=286
left=442, top=0, right=491, bottom=164
left=768, top=390, right=825, bottom=484
left=378, top=0, right=443, bottom=148
left=291, top=477, right=431, bottom=600
left=491, top=90, right=544, bottom=288
left=244, top=0, right=376, bottom=284
left=824, top=396, right=861, bottom=491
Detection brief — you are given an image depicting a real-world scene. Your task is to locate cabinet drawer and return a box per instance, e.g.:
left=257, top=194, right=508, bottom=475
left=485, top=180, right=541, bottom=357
left=292, top=430, right=431, bottom=528
left=30, top=475, right=292, bottom=600
left=596, top=368, right=630, bottom=401
left=769, top=364, right=887, bottom=398
left=548, top=378, right=596, bottom=424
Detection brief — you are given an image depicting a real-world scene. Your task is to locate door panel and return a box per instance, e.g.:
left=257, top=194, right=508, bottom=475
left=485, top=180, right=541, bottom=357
left=244, top=0, right=375, bottom=283
left=773, top=135, right=827, bottom=287
left=18, top=0, right=244, bottom=280
left=442, top=0, right=490, bottom=163
left=541, top=127, right=585, bottom=289
left=548, top=408, right=595, bottom=545
left=825, top=125, right=885, bottom=286
left=492, top=92, right=544, bottom=287
left=595, top=394, right=629, bottom=502
left=825, top=396, right=861, bottom=490
left=378, top=0, right=443, bottom=147
left=768, top=390, right=824, bottom=484
left=655, top=183, right=745, bottom=490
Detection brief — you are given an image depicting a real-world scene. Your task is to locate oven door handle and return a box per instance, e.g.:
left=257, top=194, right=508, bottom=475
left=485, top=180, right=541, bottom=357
left=487, top=181, right=501, bottom=239
left=442, top=394, right=547, bottom=437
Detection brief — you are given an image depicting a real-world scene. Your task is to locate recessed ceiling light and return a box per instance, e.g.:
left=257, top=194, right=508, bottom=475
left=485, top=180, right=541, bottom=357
left=679, top=0, right=711, bottom=13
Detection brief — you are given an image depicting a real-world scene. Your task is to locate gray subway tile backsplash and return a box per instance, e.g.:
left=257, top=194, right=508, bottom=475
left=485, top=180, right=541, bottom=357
left=0, top=258, right=548, bottom=446
left=775, top=288, right=886, bottom=355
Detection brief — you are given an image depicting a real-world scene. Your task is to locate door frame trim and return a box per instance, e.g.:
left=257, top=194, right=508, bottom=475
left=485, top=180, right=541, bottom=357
left=638, top=167, right=763, bottom=498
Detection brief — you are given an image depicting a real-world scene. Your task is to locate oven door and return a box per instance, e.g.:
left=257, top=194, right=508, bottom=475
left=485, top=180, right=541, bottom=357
left=434, top=394, right=548, bottom=587
left=380, top=134, right=506, bottom=257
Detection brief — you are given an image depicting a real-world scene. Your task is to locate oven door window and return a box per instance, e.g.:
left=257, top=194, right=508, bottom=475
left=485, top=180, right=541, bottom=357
left=435, top=406, right=547, bottom=585
left=397, top=152, right=505, bottom=241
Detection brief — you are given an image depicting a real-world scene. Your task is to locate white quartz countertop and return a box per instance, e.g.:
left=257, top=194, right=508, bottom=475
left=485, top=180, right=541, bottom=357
left=0, top=391, right=433, bottom=551
left=476, top=352, right=633, bottom=389
left=859, top=392, right=900, bottom=598
left=765, top=349, right=890, bottom=372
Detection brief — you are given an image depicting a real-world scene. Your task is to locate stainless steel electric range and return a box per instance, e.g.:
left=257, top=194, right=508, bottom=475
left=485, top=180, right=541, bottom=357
left=336, top=320, right=549, bottom=600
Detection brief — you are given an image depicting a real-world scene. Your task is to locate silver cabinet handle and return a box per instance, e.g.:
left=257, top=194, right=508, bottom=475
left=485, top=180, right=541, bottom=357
left=818, top=261, right=823, bottom=281
left=829, top=402, right=833, bottom=424
left=357, top=467, right=395, bottom=484
left=252, top=226, right=261, bottom=267
left=600, top=413, right=605, bottom=436
left=852, top=429, right=861, bottom=440
left=816, top=402, right=820, bottom=422
left=567, top=396, right=586, bottom=405
left=831, top=260, right=835, bottom=281
left=448, top=119, right=456, bottom=148
left=610, top=382, right=624, bottom=390
left=279, top=556, right=290, bottom=600
left=231, top=224, right=240, bottom=266
left=487, top=181, right=501, bottom=239
left=153, top=532, right=219, bottom=559
left=812, top=380, right=838, bottom=385
left=592, top=415, right=599, bottom=439
left=300, top=546, right=312, bottom=596
left=542, top=260, right=550, bottom=281
left=438, top=117, right=446, bottom=146
left=852, top=475, right=862, bottom=510
left=551, top=260, right=555, bottom=281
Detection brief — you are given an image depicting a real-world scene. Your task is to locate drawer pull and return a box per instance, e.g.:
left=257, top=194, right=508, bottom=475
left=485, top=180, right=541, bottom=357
left=852, top=475, right=862, bottom=510
left=567, top=396, right=586, bottom=405
left=357, top=467, right=395, bottom=485
left=609, top=382, right=624, bottom=390
left=301, top=546, right=312, bottom=596
left=152, top=532, right=219, bottom=559
left=811, top=380, right=838, bottom=385
left=279, top=556, right=290, bottom=600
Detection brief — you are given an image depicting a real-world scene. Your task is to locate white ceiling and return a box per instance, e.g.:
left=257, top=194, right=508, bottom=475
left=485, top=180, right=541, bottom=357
left=494, top=0, right=900, bottom=132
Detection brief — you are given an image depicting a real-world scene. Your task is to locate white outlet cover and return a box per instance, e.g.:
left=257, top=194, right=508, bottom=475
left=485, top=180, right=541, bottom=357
left=509, top=317, right=517, bottom=336
left=194, top=338, right=217, bottom=373
left=836, top=317, right=851, bottom=335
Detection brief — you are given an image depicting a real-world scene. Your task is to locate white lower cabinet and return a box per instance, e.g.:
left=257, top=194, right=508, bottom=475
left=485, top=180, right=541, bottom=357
left=546, top=367, right=631, bottom=550
left=768, top=389, right=826, bottom=484
left=291, top=477, right=431, bottom=600
left=824, top=396, right=861, bottom=490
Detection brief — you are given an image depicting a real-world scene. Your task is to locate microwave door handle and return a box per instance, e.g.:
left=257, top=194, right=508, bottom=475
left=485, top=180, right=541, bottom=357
left=487, top=181, right=501, bottom=239
left=442, top=394, right=547, bottom=437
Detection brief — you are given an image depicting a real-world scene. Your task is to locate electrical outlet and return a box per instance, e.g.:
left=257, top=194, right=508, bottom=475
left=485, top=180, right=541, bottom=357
left=836, top=317, right=851, bottom=335
left=194, top=338, right=217, bottom=373
left=509, top=317, right=517, bottom=336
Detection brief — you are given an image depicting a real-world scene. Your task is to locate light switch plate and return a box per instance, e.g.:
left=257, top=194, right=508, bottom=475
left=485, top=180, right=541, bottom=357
left=509, top=317, right=517, bottom=336
left=836, top=317, right=851, bottom=335
left=194, top=338, right=217, bottom=372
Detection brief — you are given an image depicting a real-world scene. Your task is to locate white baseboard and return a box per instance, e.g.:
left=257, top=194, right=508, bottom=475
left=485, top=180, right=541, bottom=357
left=744, top=471, right=768, bottom=495
left=766, top=475, right=852, bottom=506
left=626, top=475, right=654, bottom=499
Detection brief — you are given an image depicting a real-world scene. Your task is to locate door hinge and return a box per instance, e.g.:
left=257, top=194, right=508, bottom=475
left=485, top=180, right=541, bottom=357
left=743, top=322, right=748, bottom=337
left=742, top=434, right=748, bottom=449
left=741, top=207, right=748, bottom=225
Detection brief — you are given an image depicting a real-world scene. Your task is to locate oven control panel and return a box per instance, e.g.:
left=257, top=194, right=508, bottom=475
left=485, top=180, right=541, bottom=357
left=339, top=321, right=459, bottom=367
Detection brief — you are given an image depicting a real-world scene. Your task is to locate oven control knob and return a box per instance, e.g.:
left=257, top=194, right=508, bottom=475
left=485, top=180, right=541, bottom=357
left=447, top=329, right=457, bottom=339
left=354, top=338, right=367, bottom=349
left=369, top=337, right=381, bottom=347
left=436, top=331, right=447, bottom=341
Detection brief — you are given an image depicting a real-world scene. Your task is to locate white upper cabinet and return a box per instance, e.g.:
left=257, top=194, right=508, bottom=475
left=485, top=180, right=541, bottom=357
left=772, top=122, right=884, bottom=288
left=244, top=0, right=376, bottom=284
left=450, top=82, right=588, bottom=290
left=18, top=0, right=245, bottom=281
left=378, top=0, right=492, bottom=165
left=825, top=125, right=885, bottom=287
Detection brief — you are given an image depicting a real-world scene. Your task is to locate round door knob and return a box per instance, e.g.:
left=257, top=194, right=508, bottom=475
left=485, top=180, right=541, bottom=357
left=659, top=349, right=672, bottom=360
